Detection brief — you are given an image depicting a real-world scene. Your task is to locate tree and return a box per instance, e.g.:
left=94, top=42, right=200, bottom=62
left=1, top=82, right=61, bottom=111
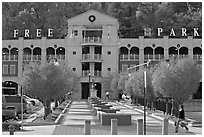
left=21, top=61, right=76, bottom=118
left=152, top=58, right=201, bottom=114
left=125, top=68, right=156, bottom=108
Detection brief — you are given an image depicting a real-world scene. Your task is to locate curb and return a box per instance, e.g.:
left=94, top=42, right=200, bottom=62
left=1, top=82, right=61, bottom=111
left=55, top=101, right=71, bottom=124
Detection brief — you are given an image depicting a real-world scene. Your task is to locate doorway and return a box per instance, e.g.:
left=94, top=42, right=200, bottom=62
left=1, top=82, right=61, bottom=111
left=81, top=83, right=89, bottom=99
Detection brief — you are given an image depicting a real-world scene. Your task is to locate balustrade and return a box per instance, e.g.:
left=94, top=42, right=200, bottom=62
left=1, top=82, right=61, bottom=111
left=83, top=37, right=102, bottom=43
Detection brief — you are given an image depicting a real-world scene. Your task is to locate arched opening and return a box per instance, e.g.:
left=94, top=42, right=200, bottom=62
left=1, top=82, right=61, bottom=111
left=130, top=47, right=139, bottom=54
left=23, top=47, right=32, bottom=61
left=155, top=47, right=164, bottom=54
left=46, top=47, right=55, bottom=55
left=33, top=47, right=41, bottom=55
left=2, top=48, right=9, bottom=60
left=33, top=47, right=42, bottom=61
left=169, top=47, right=178, bottom=55
left=144, top=47, right=153, bottom=60
left=155, top=47, right=164, bottom=60
left=23, top=47, right=32, bottom=55
left=10, top=48, right=18, bottom=60
left=144, top=47, right=153, bottom=54
left=120, top=47, right=129, bottom=60
left=2, top=81, right=18, bottom=95
left=10, top=48, right=18, bottom=55
left=56, top=47, right=65, bottom=60
left=193, top=47, right=202, bottom=61
left=179, top=47, right=188, bottom=59
left=46, top=47, right=55, bottom=61
left=179, top=47, right=188, bottom=55
left=120, top=47, right=128, bottom=55
left=193, top=47, right=202, bottom=54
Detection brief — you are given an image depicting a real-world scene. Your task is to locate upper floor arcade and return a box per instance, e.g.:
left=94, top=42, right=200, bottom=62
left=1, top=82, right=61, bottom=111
left=119, top=36, right=202, bottom=62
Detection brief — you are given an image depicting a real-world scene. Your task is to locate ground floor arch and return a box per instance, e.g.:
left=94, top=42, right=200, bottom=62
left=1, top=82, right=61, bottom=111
left=81, top=82, right=101, bottom=99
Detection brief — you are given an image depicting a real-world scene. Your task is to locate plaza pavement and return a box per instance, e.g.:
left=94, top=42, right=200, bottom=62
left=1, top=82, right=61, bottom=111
left=2, top=100, right=202, bottom=135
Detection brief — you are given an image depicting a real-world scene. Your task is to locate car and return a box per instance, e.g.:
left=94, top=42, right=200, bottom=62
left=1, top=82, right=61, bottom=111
left=2, top=95, right=30, bottom=114
left=23, top=95, right=41, bottom=106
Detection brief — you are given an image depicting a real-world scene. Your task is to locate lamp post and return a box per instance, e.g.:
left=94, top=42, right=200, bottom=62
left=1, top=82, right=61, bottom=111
left=89, top=73, right=91, bottom=97
left=127, top=60, right=151, bottom=135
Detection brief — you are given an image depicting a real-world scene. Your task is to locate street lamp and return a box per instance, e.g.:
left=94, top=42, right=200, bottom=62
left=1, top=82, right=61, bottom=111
left=89, top=73, right=91, bottom=97
left=127, top=60, right=151, bottom=135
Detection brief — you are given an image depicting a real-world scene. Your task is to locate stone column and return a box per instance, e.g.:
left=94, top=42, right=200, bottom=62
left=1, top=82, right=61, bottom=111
left=41, top=37, right=47, bottom=64
left=139, top=36, right=144, bottom=65
left=163, top=36, right=169, bottom=59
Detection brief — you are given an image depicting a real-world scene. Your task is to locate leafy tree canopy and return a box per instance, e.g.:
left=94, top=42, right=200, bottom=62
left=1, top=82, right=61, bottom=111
left=2, top=2, right=202, bottom=39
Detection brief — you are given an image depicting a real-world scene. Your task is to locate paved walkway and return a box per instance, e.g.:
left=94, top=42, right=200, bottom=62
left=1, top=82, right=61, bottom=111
left=2, top=100, right=201, bottom=135
left=52, top=100, right=199, bottom=135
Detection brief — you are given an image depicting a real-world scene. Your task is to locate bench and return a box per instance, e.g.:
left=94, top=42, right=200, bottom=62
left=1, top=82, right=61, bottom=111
left=99, top=112, right=131, bottom=125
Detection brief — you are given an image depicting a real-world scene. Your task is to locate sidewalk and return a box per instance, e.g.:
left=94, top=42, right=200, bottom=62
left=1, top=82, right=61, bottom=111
left=116, top=101, right=202, bottom=135
left=2, top=99, right=202, bottom=135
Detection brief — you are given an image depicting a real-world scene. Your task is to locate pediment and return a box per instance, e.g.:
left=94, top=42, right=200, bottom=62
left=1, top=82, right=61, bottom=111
left=68, top=10, right=119, bottom=26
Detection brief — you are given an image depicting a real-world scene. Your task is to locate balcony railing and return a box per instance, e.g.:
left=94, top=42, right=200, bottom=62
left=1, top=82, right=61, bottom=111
left=47, top=55, right=65, bottom=61
left=154, top=54, right=165, bottom=60
left=82, top=54, right=102, bottom=60
left=2, top=55, right=9, bottom=61
left=144, top=54, right=154, bottom=60
left=83, top=37, right=102, bottom=43
left=169, top=54, right=189, bottom=60
left=82, top=70, right=102, bottom=77
left=120, top=54, right=139, bottom=61
left=2, top=55, right=18, bottom=61
left=193, top=54, right=202, bottom=61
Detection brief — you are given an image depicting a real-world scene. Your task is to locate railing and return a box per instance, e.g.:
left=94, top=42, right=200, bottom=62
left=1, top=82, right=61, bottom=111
left=83, top=37, right=102, bottom=43
left=144, top=54, right=154, bottom=60
left=154, top=54, right=165, bottom=60
left=119, top=54, right=139, bottom=61
left=82, top=54, right=102, bottom=60
left=23, top=55, right=32, bottom=61
left=82, top=70, right=102, bottom=77
left=2, top=55, right=18, bottom=61
left=2, top=55, right=10, bottom=60
left=47, top=54, right=65, bottom=61
left=169, top=54, right=189, bottom=60
left=193, top=54, right=202, bottom=61
left=32, top=55, right=41, bottom=61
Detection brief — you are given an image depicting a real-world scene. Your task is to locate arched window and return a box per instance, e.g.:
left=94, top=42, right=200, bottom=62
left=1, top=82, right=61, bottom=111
left=10, top=48, right=18, bottom=55
left=193, top=47, right=202, bottom=55
left=144, top=47, right=153, bottom=55
left=169, top=47, right=178, bottom=55
left=130, top=47, right=139, bottom=54
left=33, top=47, right=41, bottom=55
left=120, top=47, right=128, bottom=55
left=2, top=48, right=9, bottom=60
left=23, top=47, right=31, bottom=55
left=179, top=47, right=188, bottom=55
left=155, top=47, right=164, bottom=54
left=46, top=47, right=55, bottom=55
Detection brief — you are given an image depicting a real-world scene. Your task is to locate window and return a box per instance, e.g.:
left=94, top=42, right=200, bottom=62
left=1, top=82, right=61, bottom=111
left=3, top=65, right=8, bottom=74
left=72, top=30, right=78, bottom=36
left=73, top=51, right=76, bottom=55
left=10, top=65, right=16, bottom=74
left=107, top=51, right=111, bottom=55
left=107, top=68, right=111, bottom=71
left=122, top=65, right=128, bottom=72
left=72, top=68, right=76, bottom=71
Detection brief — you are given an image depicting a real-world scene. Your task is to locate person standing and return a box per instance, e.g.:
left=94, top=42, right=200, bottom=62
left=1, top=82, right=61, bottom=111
left=175, top=105, right=189, bottom=133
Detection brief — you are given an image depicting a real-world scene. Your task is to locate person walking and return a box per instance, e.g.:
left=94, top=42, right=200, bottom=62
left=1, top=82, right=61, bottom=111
left=106, top=91, right=110, bottom=100
left=175, top=105, right=189, bottom=133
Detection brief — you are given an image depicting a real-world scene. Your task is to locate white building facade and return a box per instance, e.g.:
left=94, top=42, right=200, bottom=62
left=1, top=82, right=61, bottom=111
left=2, top=10, right=202, bottom=99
